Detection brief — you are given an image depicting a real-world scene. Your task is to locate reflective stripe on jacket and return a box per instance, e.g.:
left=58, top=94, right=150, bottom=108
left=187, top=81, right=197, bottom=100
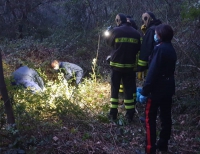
left=106, top=23, right=141, bottom=71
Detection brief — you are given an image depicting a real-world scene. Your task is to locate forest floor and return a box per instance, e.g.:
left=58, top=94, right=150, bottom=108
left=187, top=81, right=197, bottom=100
left=1, top=92, right=200, bottom=154
left=42, top=102, right=200, bottom=154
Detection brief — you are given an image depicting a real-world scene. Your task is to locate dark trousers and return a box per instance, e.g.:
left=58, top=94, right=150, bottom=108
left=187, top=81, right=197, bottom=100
left=110, top=69, right=136, bottom=110
left=145, top=96, right=172, bottom=154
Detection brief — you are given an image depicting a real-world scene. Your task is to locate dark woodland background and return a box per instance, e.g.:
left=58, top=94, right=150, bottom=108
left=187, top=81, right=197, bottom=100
left=0, top=0, right=200, bottom=154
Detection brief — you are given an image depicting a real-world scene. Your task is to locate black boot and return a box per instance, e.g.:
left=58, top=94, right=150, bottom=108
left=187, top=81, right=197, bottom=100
left=156, top=138, right=168, bottom=151
left=109, top=108, right=118, bottom=120
left=125, top=109, right=135, bottom=123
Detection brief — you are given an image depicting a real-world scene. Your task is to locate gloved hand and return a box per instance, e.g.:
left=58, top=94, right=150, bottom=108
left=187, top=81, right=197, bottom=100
left=136, top=87, right=142, bottom=102
left=137, top=72, right=143, bottom=80
left=137, top=87, right=142, bottom=93
left=139, top=95, right=147, bottom=104
left=141, top=24, right=147, bottom=35
left=137, top=70, right=148, bottom=81
left=136, top=91, right=141, bottom=102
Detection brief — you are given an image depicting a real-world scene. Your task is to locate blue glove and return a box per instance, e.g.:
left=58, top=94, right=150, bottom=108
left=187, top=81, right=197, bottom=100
left=136, top=87, right=142, bottom=102
left=137, top=87, right=142, bottom=93
left=139, top=95, right=147, bottom=104
left=136, top=92, right=141, bottom=102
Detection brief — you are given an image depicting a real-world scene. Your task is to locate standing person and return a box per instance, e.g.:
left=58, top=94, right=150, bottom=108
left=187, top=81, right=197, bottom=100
left=136, top=24, right=177, bottom=154
left=117, top=15, right=140, bottom=104
left=51, top=60, right=83, bottom=85
left=105, top=13, right=141, bottom=123
left=137, top=12, right=162, bottom=123
left=137, top=12, right=162, bottom=79
left=126, top=15, right=138, bottom=30
left=12, top=65, right=44, bottom=93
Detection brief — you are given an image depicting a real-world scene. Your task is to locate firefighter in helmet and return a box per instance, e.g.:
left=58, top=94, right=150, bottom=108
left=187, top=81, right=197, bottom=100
left=105, top=13, right=141, bottom=123
left=137, top=12, right=162, bottom=80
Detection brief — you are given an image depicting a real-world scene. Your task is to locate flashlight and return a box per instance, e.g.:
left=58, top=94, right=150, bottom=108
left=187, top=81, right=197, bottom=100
left=104, top=25, right=113, bottom=37
left=104, top=30, right=110, bottom=36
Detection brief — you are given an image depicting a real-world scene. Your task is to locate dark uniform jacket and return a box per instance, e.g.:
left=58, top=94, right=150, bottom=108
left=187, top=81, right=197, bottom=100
left=106, top=23, right=141, bottom=71
left=138, top=20, right=162, bottom=71
left=141, top=42, right=177, bottom=98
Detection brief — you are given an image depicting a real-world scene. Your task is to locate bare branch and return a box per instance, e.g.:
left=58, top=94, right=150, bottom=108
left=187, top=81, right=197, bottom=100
left=180, top=64, right=200, bottom=71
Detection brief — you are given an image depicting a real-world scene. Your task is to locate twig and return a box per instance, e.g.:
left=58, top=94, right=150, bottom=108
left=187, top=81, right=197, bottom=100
left=173, top=36, right=197, bottom=66
left=180, top=64, right=200, bottom=71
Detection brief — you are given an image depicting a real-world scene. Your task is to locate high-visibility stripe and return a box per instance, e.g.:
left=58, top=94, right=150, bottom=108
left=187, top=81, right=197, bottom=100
left=110, top=104, right=118, bottom=108
left=115, top=37, right=138, bottom=43
left=145, top=98, right=152, bottom=154
left=119, top=89, right=123, bottom=92
left=125, top=105, right=135, bottom=109
left=138, top=59, right=148, bottom=66
left=119, top=84, right=123, bottom=92
left=124, top=99, right=134, bottom=103
left=110, top=61, right=136, bottom=68
left=124, top=98, right=135, bottom=109
left=110, top=98, right=118, bottom=102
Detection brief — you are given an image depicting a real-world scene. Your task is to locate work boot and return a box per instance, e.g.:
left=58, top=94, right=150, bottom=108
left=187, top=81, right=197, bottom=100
left=156, top=139, right=168, bottom=152
left=125, top=109, right=135, bottom=123
left=108, top=108, right=118, bottom=121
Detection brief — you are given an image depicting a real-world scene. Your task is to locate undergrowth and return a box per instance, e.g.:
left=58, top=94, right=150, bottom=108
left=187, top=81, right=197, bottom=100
left=0, top=40, right=200, bottom=154
left=0, top=53, right=112, bottom=153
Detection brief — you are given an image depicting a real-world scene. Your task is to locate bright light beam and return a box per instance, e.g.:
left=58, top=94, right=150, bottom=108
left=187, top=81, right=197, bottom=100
left=104, top=30, right=110, bottom=37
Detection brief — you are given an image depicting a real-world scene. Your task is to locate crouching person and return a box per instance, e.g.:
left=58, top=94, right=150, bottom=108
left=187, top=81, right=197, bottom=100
left=51, top=60, right=83, bottom=85
left=12, top=65, right=45, bottom=93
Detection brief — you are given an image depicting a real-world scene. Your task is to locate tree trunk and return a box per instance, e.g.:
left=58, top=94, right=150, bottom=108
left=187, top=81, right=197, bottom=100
left=0, top=53, right=15, bottom=124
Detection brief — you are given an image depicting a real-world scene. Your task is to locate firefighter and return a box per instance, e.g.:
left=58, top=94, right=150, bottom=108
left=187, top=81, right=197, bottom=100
left=12, top=65, right=45, bottom=93
left=118, top=15, right=139, bottom=104
left=51, top=60, right=83, bottom=85
left=137, top=12, right=162, bottom=80
left=136, top=24, right=177, bottom=154
left=105, top=13, right=141, bottom=123
left=126, top=15, right=138, bottom=30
